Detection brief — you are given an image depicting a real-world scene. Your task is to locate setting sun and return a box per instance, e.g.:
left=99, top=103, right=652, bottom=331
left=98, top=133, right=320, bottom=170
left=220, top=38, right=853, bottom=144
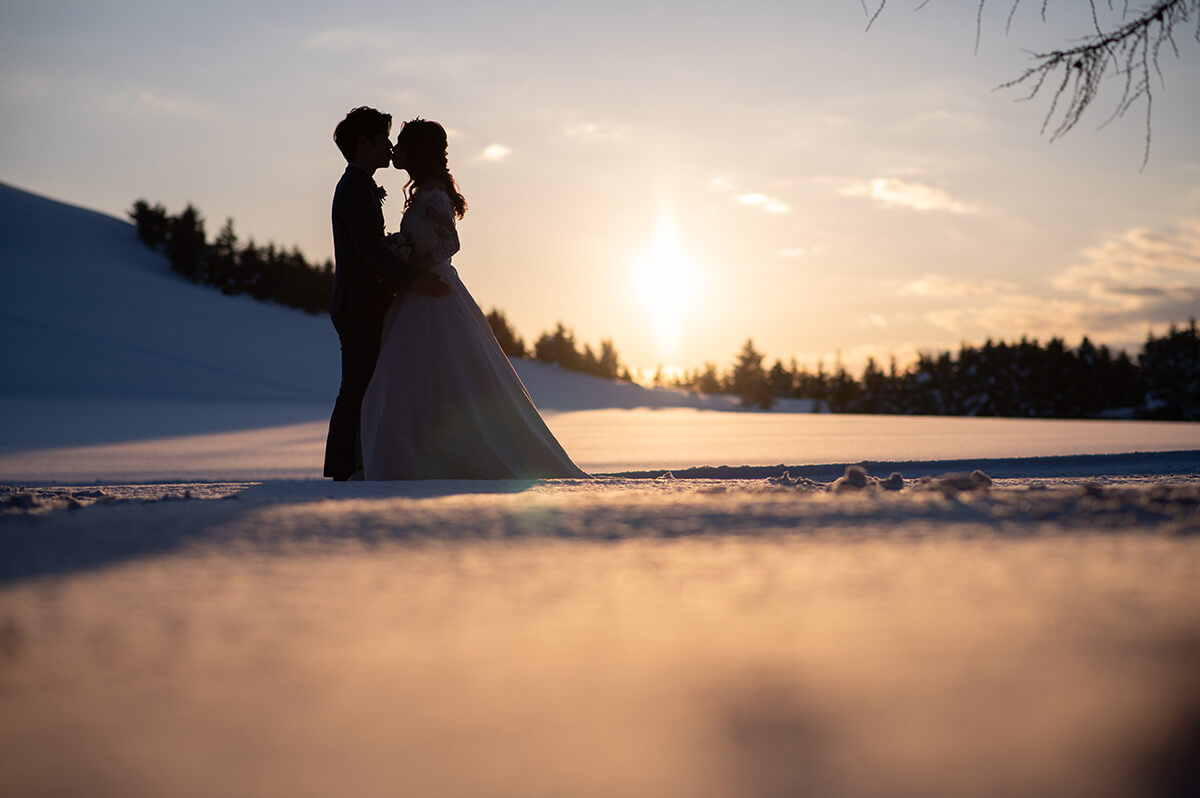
left=631, top=216, right=702, bottom=356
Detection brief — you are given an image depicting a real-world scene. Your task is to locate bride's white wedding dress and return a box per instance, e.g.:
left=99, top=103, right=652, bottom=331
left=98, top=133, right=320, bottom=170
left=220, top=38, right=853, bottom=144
left=360, top=186, right=587, bottom=480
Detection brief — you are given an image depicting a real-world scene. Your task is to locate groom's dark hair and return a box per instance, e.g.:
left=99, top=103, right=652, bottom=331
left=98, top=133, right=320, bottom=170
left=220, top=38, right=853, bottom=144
left=334, top=106, right=392, bottom=161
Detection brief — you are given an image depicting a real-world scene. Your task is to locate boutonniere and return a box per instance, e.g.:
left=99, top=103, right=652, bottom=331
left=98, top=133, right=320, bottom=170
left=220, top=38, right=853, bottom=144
left=376, top=185, right=388, bottom=203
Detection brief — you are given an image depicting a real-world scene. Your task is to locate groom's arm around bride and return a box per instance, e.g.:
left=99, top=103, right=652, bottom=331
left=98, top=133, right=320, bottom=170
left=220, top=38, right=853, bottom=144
left=323, top=106, right=448, bottom=481
left=331, top=165, right=446, bottom=303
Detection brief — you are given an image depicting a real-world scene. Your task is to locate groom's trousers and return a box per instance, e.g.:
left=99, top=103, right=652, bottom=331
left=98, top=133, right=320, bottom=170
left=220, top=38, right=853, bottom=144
left=323, top=307, right=385, bottom=480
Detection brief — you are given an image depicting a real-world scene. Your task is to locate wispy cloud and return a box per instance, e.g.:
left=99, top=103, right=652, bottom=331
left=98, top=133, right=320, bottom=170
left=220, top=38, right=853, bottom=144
left=899, top=108, right=984, bottom=132
left=1053, top=218, right=1200, bottom=331
left=900, top=273, right=1017, bottom=297
left=902, top=218, right=1200, bottom=349
left=94, top=89, right=218, bottom=120
left=736, top=193, right=790, bottom=214
left=815, top=113, right=855, bottom=128
left=711, top=177, right=790, bottom=215
left=564, top=122, right=628, bottom=142
left=778, top=247, right=807, bottom=258
left=383, top=51, right=483, bottom=77
left=1054, top=220, right=1200, bottom=302
left=478, top=143, right=511, bottom=162
left=862, top=314, right=888, bottom=328
left=133, top=90, right=218, bottom=119
left=391, top=88, right=426, bottom=107
left=918, top=295, right=1100, bottom=340
left=840, top=177, right=977, bottom=214
left=304, top=28, right=400, bottom=51
left=0, top=73, right=50, bottom=99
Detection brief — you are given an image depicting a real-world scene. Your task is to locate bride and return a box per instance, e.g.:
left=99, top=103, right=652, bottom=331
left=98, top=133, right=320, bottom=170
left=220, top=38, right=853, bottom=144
left=360, top=118, right=588, bottom=480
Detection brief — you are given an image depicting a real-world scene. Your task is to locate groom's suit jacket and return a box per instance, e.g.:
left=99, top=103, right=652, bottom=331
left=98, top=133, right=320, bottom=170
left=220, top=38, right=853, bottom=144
left=329, top=164, right=417, bottom=316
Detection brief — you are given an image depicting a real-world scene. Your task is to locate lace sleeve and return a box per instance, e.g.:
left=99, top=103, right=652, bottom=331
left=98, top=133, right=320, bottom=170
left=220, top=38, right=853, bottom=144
left=404, top=189, right=460, bottom=266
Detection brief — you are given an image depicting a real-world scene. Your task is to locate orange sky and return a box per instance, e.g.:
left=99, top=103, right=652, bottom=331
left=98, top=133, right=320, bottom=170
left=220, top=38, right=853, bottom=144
left=3, top=1, right=1198, bottom=374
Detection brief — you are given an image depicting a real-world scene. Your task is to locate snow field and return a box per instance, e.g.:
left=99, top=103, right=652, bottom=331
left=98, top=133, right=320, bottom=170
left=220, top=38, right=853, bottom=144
left=2, top=480, right=1198, bottom=797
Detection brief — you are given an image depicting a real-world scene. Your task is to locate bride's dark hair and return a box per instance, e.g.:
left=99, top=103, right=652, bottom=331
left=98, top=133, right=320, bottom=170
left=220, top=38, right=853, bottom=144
left=397, top=119, right=467, bottom=219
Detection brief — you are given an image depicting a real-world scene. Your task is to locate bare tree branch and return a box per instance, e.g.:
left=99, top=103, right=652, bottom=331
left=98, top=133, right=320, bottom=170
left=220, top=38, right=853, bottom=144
left=867, top=0, right=1200, bottom=167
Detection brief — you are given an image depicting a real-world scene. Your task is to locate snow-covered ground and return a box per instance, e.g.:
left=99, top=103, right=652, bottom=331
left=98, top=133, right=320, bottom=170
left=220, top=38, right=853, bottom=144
left=2, top=475, right=1199, bottom=798
left=4, top=397, right=1200, bottom=483
left=2, top=182, right=1199, bottom=797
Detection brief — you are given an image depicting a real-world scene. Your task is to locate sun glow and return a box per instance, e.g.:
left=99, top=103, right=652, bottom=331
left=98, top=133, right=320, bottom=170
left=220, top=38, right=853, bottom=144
left=631, top=217, right=701, bottom=354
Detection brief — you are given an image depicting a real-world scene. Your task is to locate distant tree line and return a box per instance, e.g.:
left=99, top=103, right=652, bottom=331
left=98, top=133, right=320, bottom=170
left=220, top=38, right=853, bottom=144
left=485, top=310, right=633, bottom=382
left=666, top=325, right=1199, bottom=420
left=129, top=198, right=1197, bottom=419
left=129, top=199, right=333, bottom=314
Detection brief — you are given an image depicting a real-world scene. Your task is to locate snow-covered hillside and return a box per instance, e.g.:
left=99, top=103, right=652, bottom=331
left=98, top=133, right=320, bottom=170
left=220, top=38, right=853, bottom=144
left=0, top=182, right=337, bottom=401
left=0, top=181, right=768, bottom=411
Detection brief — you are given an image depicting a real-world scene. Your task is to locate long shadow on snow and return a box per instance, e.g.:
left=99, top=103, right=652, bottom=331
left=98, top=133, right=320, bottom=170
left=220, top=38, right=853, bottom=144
left=0, top=398, right=332, bottom=456
left=0, top=479, right=538, bottom=586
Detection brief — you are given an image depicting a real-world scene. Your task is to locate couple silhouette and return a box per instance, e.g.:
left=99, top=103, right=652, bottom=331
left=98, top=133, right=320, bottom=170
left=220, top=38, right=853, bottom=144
left=322, top=107, right=585, bottom=481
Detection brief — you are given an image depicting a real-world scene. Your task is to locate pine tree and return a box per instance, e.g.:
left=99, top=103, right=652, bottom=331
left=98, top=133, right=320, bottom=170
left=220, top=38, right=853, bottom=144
left=596, top=339, right=621, bottom=380
left=210, top=218, right=241, bottom=295
left=729, top=339, right=773, bottom=409
left=855, top=357, right=886, bottom=414
left=696, top=362, right=721, bottom=394
left=128, top=200, right=170, bottom=249
left=486, top=308, right=528, bottom=358
left=164, top=204, right=207, bottom=282
left=767, top=359, right=794, bottom=400
left=825, top=353, right=860, bottom=413
left=1140, top=319, right=1200, bottom=419
left=534, top=323, right=582, bottom=371
left=240, top=240, right=264, bottom=299
left=797, top=360, right=829, bottom=406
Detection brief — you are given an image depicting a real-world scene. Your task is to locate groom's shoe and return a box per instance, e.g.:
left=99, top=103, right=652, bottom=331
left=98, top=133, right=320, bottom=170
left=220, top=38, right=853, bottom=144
left=347, top=470, right=365, bottom=481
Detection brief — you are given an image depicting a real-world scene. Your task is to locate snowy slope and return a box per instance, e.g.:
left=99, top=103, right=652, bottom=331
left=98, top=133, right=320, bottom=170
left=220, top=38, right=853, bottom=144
left=0, top=182, right=339, bottom=401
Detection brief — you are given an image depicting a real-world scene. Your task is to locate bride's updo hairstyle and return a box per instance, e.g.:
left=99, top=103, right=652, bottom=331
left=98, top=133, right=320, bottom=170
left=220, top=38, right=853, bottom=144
left=397, top=118, right=467, bottom=219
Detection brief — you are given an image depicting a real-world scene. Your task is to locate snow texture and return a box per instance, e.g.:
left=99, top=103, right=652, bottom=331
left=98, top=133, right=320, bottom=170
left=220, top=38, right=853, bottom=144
left=2, top=474, right=1199, bottom=798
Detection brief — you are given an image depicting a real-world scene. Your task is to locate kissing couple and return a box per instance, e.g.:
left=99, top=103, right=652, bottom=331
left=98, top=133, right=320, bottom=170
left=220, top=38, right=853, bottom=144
left=322, top=107, right=586, bottom=481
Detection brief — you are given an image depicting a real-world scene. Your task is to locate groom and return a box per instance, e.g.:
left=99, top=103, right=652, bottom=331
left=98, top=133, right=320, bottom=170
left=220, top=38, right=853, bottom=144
left=323, top=106, right=449, bottom=481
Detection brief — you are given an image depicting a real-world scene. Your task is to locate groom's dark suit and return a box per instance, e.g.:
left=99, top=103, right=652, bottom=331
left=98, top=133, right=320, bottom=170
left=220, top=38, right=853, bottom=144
left=323, top=164, right=419, bottom=480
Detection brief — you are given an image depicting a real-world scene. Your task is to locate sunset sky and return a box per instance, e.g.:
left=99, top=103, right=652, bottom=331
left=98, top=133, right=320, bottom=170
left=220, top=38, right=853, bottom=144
left=3, top=0, right=1198, bottom=377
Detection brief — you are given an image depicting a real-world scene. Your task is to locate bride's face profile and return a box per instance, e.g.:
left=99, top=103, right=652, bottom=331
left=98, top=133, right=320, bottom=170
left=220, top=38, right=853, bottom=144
left=391, top=141, right=407, bottom=171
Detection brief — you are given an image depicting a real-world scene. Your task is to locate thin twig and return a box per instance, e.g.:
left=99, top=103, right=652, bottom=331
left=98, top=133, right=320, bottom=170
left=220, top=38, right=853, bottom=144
left=867, top=0, right=1196, bottom=164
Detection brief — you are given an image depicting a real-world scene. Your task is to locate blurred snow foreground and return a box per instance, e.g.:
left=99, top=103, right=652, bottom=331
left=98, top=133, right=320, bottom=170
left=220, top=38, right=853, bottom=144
left=4, top=185, right=1200, bottom=797
left=2, top=471, right=1200, bottom=798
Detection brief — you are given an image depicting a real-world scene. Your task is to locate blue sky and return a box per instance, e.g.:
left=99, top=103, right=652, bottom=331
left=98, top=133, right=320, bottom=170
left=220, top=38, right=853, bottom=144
left=3, top=0, right=1198, bottom=375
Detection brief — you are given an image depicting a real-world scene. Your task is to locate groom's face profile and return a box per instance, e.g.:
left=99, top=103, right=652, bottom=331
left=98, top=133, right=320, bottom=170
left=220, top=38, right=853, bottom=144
left=357, top=131, right=393, bottom=170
